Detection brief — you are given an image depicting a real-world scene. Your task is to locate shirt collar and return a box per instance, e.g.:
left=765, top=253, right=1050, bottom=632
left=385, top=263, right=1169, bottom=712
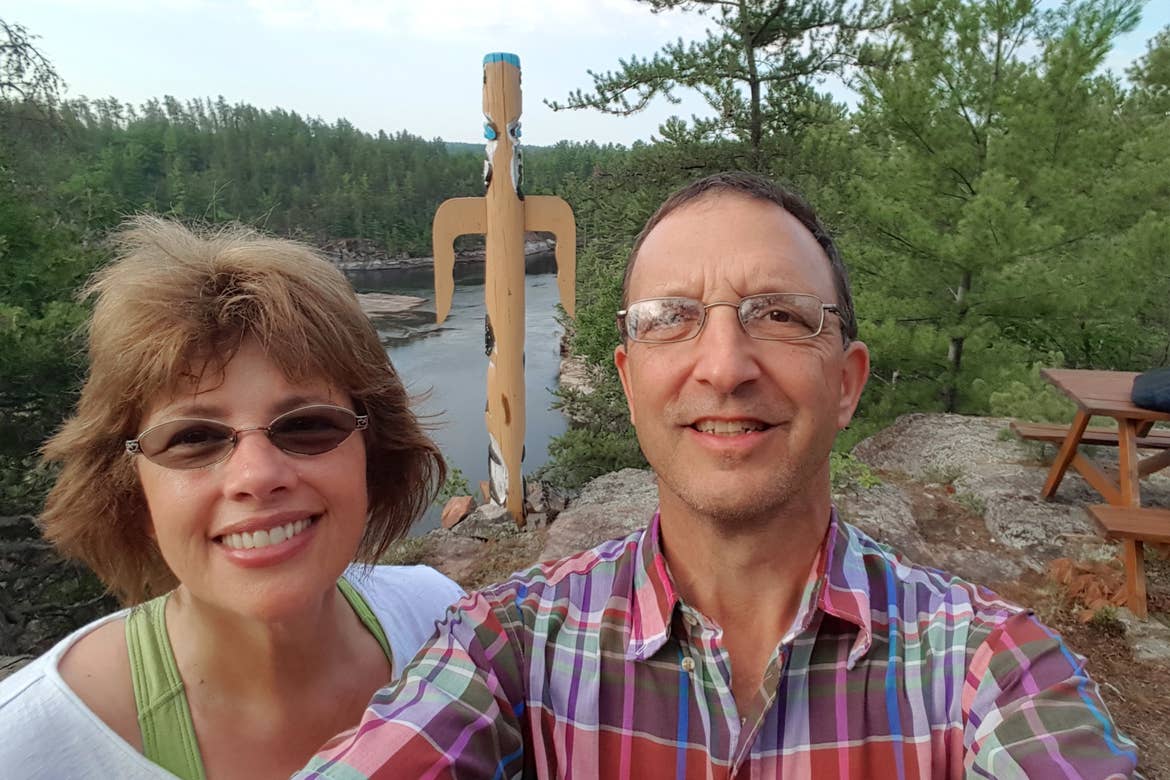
left=626, top=508, right=873, bottom=668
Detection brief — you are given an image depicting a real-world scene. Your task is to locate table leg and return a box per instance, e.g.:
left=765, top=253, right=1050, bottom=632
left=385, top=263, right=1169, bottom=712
left=1123, top=539, right=1148, bottom=620
left=1042, top=411, right=1091, bottom=499
left=1117, top=420, right=1148, bottom=619
left=1118, top=420, right=1141, bottom=506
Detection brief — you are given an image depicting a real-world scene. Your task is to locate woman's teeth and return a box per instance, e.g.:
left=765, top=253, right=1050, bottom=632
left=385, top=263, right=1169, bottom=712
left=221, top=518, right=313, bottom=550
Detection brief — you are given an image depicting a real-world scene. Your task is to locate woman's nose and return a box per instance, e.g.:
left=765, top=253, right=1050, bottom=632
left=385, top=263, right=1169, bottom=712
left=220, top=429, right=297, bottom=499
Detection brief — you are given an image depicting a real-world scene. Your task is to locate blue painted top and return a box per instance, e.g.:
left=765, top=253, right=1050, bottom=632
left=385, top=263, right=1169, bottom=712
left=483, top=52, right=521, bottom=68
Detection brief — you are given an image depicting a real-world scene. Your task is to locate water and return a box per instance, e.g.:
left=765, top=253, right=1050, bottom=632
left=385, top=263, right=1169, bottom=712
left=347, top=254, right=568, bottom=534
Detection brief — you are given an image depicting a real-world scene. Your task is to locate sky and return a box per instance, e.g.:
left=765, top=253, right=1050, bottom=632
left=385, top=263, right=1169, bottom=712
left=8, top=0, right=1169, bottom=147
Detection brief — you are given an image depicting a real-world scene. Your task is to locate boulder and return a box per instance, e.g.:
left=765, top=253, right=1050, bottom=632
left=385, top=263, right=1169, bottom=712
left=452, top=503, right=519, bottom=541
left=540, top=469, right=658, bottom=560
left=440, top=496, right=477, bottom=530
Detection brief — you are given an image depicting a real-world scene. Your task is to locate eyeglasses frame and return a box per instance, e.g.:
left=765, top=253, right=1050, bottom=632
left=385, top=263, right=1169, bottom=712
left=616, top=292, right=844, bottom=344
left=124, top=404, right=369, bottom=469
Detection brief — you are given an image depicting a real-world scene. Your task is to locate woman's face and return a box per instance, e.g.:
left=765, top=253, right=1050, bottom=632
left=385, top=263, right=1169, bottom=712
left=134, top=338, right=368, bottom=621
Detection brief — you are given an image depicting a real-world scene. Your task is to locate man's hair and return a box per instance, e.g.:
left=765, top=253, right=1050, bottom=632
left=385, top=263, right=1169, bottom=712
left=621, top=171, right=858, bottom=343
left=40, top=216, right=445, bottom=604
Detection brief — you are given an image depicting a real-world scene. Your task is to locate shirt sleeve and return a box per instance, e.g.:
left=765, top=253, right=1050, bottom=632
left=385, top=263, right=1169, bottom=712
left=961, top=610, right=1138, bottom=778
left=295, top=590, right=528, bottom=780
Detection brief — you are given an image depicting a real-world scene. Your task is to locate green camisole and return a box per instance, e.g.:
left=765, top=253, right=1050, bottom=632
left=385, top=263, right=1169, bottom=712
left=124, top=579, right=391, bottom=780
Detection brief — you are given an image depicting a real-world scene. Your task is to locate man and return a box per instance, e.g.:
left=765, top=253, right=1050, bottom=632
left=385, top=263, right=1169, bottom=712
left=299, top=172, right=1137, bottom=778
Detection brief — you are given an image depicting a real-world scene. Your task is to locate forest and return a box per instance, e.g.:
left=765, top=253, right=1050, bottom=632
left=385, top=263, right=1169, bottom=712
left=2, top=0, right=1170, bottom=509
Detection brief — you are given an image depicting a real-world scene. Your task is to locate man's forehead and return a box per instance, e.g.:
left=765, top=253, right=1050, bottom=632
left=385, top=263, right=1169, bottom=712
left=630, top=192, right=833, bottom=294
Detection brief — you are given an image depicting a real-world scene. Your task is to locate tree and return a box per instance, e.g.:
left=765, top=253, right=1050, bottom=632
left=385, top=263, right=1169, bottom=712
left=845, top=0, right=1150, bottom=416
left=0, top=19, right=63, bottom=104
left=547, top=0, right=888, bottom=167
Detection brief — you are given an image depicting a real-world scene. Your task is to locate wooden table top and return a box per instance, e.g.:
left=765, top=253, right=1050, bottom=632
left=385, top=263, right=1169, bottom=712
left=1040, top=368, right=1170, bottom=422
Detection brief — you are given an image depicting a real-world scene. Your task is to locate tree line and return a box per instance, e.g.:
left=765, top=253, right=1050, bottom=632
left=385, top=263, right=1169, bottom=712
left=3, top=0, right=1170, bottom=506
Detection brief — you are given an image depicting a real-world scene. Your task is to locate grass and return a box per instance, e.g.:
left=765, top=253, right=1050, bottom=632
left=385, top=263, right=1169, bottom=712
left=954, top=492, right=987, bottom=516
left=830, top=452, right=882, bottom=491
left=919, top=464, right=963, bottom=486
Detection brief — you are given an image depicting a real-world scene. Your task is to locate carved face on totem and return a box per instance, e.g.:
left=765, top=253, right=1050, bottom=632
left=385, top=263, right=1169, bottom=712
left=482, top=55, right=523, bottom=195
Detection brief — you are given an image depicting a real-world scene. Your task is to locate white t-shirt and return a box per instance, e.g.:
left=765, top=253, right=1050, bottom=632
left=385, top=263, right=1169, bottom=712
left=0, top=564, right=464, bottom=779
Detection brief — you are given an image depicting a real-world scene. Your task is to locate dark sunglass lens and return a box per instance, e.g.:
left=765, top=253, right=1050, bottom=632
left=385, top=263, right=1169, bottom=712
left=270, top=407, right=356, bottom=455
left=139, top=420, right=235, bottom=468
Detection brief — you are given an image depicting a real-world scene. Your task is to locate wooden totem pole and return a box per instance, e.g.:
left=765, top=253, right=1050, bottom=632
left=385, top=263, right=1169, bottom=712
left=432, top=52, right=576, bottom=526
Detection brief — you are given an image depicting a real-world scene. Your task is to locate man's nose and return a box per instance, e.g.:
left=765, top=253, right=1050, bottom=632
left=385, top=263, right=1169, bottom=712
left=221, top=429, right=297, bottom=499
left=690, top=304, right=762, bottom=393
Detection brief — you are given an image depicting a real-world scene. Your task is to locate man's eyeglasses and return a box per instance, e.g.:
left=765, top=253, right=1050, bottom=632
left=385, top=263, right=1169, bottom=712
left=617, top=293, right=843, bottom=344
left=125, top=404, right=368, bottom=470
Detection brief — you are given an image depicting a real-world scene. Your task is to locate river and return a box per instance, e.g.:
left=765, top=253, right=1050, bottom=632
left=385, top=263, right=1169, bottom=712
left=346, top=254, right=568, bottom=534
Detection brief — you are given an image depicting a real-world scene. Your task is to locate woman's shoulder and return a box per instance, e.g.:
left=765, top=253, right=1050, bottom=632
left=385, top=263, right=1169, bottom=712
left=344, top=564, right=465, bottom=615
left=57, top=614, right=141, bottom=749
left=343, top=564, right=466, bottom=669
left=0, top=610, right=152, bottom=774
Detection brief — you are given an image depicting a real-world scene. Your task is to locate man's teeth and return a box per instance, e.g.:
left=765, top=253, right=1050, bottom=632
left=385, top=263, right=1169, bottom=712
left=221, top=518, right=313, bottom=550
left=694, top=420, right=767, bottom=435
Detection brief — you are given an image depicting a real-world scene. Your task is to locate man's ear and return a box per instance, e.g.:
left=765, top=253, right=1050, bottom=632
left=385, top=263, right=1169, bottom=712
left=836, top=340, right=870, bottom=430
left=614, top=342, right=637, bottom=426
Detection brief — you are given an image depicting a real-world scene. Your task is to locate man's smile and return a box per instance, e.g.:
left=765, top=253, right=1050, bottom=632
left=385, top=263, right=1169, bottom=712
left=688, top=417, right=773, bottom=435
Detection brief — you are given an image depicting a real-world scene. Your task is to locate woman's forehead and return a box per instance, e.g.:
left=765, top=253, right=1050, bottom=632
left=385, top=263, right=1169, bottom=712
left=138, top=344, right=345, bottom=423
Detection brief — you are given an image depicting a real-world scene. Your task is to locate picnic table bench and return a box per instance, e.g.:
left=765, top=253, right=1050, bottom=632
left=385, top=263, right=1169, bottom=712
left=1014, top=368, right=1170, bottom=618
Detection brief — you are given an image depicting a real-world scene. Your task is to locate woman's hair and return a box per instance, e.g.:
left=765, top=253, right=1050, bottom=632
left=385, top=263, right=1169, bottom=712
left=40, top=216, right=445, bottom=604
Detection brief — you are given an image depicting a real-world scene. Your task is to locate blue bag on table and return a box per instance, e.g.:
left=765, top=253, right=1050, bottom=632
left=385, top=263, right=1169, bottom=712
left=1132, top=367, right=1170, bottom=412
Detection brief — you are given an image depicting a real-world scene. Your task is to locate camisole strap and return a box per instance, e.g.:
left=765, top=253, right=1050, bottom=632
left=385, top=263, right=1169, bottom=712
left=125, top=593, right=206, bottom=780
left=337, top=575, right=394, bottom=672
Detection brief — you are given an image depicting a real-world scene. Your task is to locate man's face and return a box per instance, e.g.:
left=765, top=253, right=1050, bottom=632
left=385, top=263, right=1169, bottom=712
left=614, top=192, right=869, bottom=528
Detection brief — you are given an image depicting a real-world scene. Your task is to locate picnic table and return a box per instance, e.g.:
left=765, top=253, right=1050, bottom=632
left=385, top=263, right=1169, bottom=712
left=1012, top=368, right=1170, bottom=618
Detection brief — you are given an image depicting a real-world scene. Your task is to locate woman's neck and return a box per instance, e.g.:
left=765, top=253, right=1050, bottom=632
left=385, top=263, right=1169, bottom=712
left=164, top=582, right=385, bottom=709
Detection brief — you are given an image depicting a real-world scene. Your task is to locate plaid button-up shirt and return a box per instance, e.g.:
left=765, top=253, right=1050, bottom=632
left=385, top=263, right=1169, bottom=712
left=300, top=511, right=1136, bottom=779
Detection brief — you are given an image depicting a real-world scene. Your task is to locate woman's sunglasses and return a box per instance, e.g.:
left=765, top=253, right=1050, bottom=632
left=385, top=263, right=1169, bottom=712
left=125, top=404, right=368, bottom=470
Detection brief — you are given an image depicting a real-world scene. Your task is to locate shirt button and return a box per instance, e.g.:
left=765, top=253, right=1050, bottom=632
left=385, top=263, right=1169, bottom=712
left=683, top=614, right=698, bottom=627
left=681, top=657, right=695, bottom=672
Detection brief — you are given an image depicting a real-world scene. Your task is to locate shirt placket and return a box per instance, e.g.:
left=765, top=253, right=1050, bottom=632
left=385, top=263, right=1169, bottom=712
left=729, top=645, right=788, bottom=778
left=676, top=604, right=741, bottom=774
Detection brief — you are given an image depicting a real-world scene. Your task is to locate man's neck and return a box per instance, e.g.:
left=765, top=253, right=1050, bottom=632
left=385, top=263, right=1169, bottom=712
left=656, top=488, right=832, bottom=711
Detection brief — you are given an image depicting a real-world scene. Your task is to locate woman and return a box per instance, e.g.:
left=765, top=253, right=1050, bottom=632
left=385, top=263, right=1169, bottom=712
left=0, top=217, right=464, bottom=778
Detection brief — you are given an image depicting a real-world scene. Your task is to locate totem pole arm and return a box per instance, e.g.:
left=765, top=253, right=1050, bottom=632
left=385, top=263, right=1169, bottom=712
left=524, top=196, right=576, bottom=319
left=432, top=197, right=487, bottom=323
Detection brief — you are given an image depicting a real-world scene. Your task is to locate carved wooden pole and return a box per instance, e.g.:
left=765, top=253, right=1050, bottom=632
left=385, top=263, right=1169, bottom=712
left=432, top=52, right=576, bottom=526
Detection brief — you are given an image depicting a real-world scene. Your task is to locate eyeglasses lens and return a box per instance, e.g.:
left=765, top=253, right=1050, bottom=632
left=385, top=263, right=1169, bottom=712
left=626, top=298, right=703, bottom=342
left=269, top=408, right=358, bottom=455
left=137, top=420, right=235, bottom=469
left=739, top=294, right=822, bottom=340
left=134, top=406, right=360, bottom=469
left=626, top=294, right=824, bottom=343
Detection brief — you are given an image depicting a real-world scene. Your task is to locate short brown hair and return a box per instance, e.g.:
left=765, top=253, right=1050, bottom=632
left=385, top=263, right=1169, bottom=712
left=621, top=171, right=858, bottom=343
left=40, top=216, right=444, bottom=604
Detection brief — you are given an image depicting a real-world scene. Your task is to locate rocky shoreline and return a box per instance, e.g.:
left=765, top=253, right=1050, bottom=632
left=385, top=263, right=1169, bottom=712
left=322, top=235, right=558, bottom=272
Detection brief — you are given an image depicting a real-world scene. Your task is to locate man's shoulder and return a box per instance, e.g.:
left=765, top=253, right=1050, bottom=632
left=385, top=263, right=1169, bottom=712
left=838, top=520, right=1028, bottom=640
left=478, top=527, right=645, bottom=607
